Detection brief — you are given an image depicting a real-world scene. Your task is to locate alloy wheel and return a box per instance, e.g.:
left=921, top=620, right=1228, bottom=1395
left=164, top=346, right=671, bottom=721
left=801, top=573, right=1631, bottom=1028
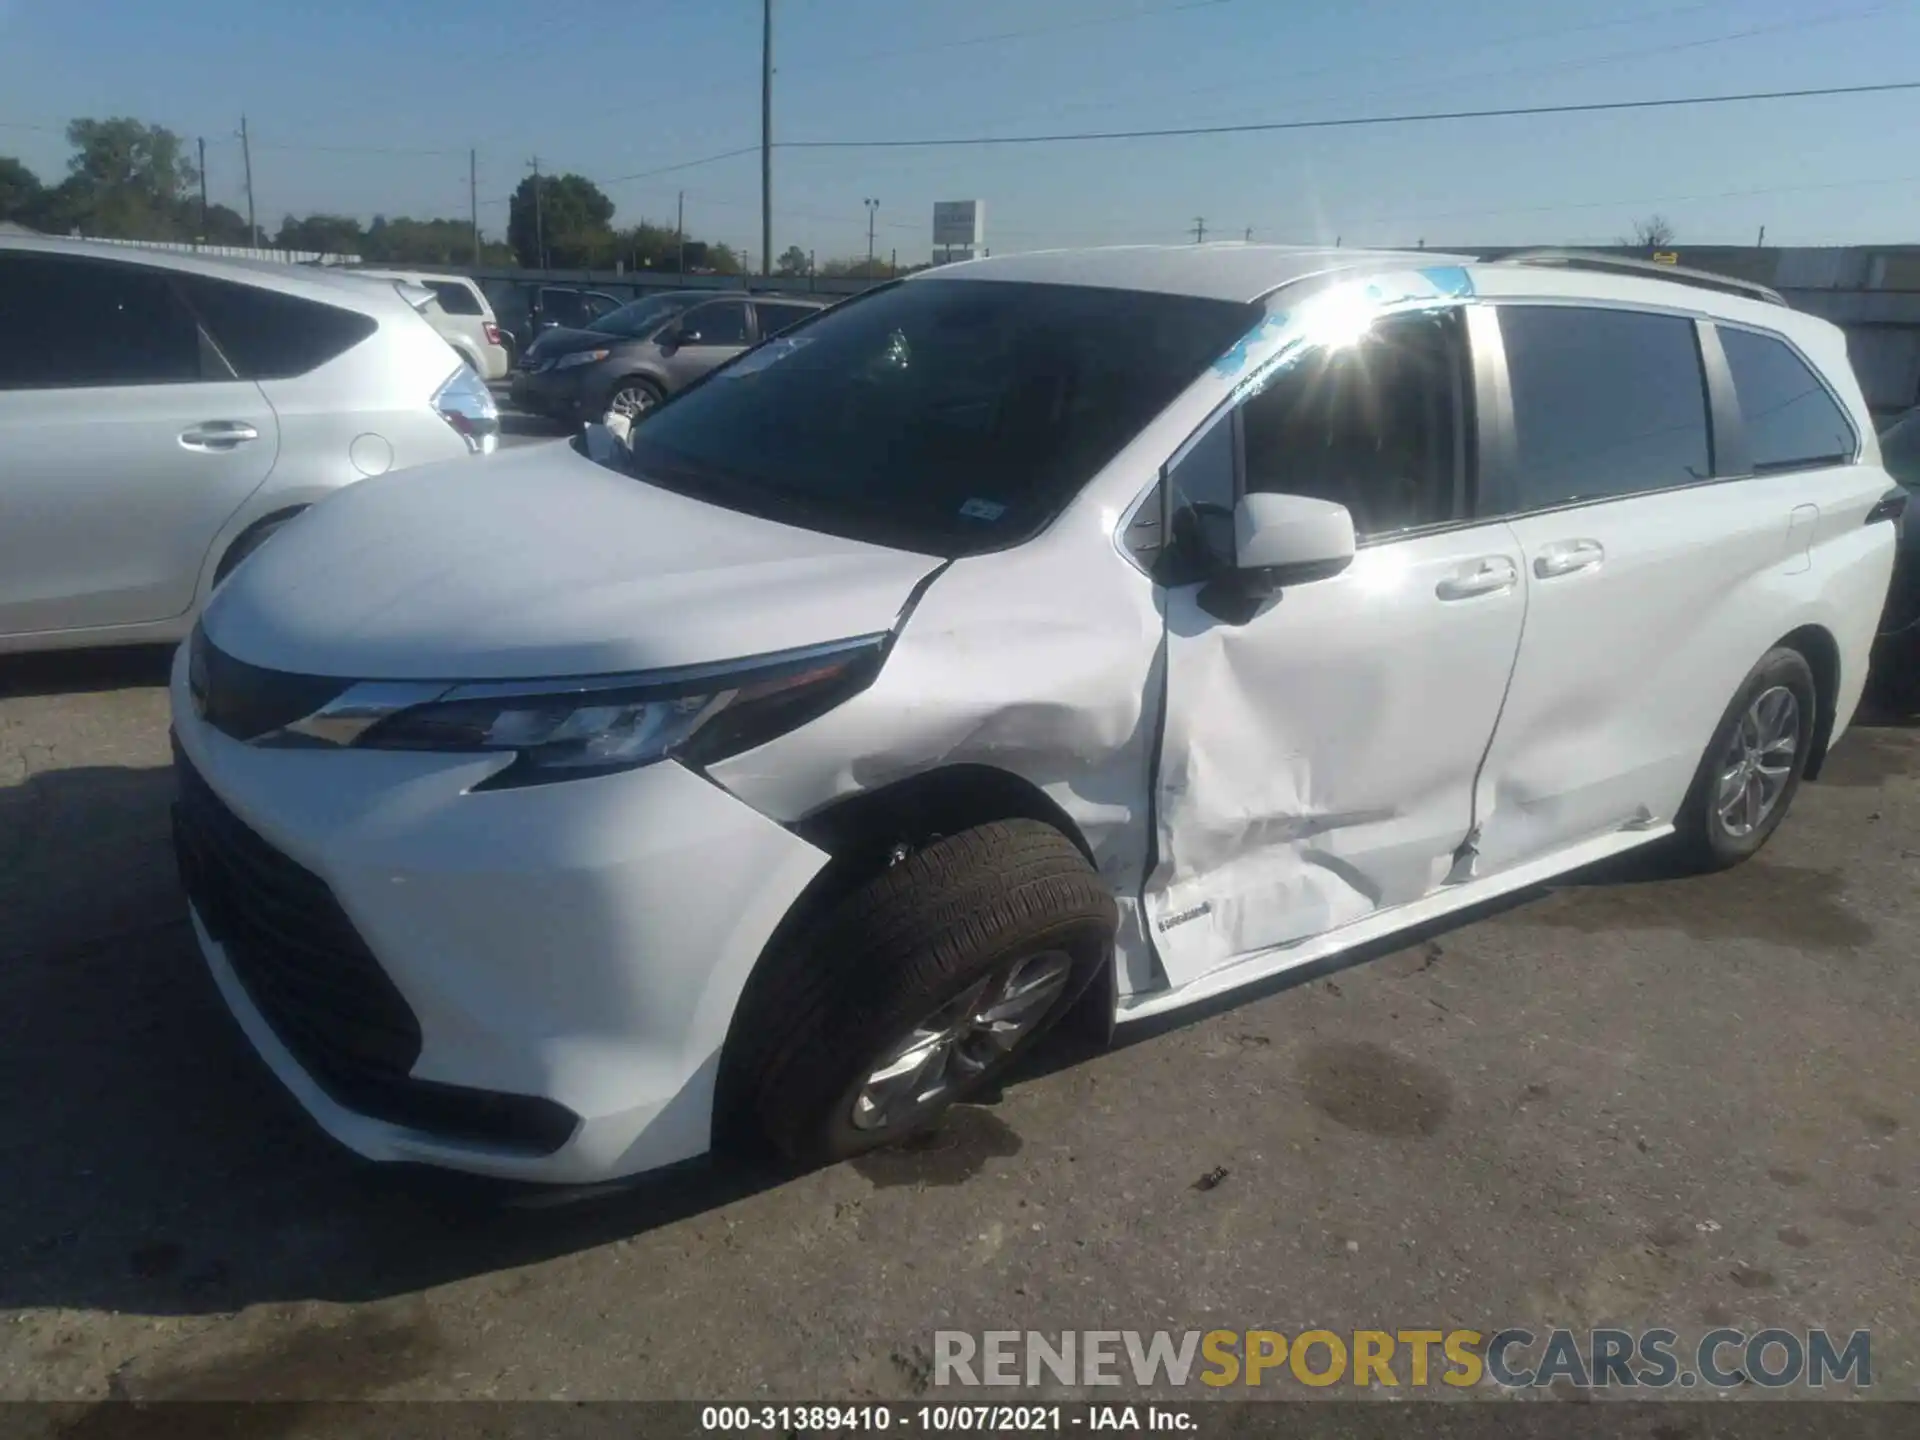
left=1714, top=684, right=1800, bottom=838
left=848, top=951, right=1074, bottom=1133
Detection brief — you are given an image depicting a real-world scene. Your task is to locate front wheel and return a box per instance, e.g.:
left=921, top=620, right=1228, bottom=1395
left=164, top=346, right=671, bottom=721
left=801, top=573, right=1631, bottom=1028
left=603, top=378, right=663, bottom=423
left=1670, top=646, right=1818, bottom=872
left=729, top=820, right=1114, bottom=1167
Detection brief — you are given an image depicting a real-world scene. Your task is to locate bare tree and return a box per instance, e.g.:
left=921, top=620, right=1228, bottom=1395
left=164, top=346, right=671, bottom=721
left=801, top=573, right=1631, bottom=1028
left=1622, top=213, right=1676, bottom=249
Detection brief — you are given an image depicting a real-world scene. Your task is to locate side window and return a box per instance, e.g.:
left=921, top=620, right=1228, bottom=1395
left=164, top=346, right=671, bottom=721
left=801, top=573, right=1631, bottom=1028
left=1497, top=305, right=1711, bottom=511
left=0, top=254, right=204, bottom=389
left=1719, top=326, right=1856, bottom=473
left=1239, top=308, right=1465, bottom=538
left=757, top=302, right=817, bottom=336
left=682, top=301, right=751, bottom=346
left=541, top=290, right=587, bottom=328
left=178, top=276, right=377, bottom=380
left=426, top=280, right=485, bottom=316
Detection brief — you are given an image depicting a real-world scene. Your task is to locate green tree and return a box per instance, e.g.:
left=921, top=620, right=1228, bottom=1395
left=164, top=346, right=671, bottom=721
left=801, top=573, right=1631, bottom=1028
left=507, top=172, right=614, bottom=269
left=0, top=156, right=46, bottom=226
left=61, top=117, right=198, bottom=239
left=198, top=203, right=254, bottom=245
left=277, top=213, right=366, bottom=256
left=776, top=244, right=809, bottom=276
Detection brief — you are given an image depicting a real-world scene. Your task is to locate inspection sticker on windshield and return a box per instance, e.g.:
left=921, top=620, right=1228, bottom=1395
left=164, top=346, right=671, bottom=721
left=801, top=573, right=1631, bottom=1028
left=959, top=498, right=1007, bottom=521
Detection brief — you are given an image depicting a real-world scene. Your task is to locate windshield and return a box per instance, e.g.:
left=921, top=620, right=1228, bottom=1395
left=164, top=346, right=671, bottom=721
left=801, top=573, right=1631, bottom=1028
left=1883, top=410, right=1920, bottom=488
left=623, top=279, right=1258, bottom=556
left=589, top=293, right=703, bottom=339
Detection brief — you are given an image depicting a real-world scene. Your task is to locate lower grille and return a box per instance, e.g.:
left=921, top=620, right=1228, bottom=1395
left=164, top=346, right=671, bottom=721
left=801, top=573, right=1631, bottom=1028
left=171, top=741, right=578, bottom=1155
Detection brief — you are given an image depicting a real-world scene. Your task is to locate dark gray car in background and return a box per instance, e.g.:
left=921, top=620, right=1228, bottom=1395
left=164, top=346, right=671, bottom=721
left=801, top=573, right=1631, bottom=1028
left=509, top=291, right=827, bottom=424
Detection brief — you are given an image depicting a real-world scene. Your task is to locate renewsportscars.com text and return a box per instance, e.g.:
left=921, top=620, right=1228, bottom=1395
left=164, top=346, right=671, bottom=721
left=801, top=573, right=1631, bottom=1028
left=933, top=1328, right=1871, bottom=1390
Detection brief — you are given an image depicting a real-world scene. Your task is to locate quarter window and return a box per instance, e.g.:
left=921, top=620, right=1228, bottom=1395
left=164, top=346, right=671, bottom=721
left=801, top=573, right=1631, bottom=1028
left=177, top=276, right=377, bottom=380
left=0, top=253, right=205, bottom=388
left=757, top=302, right=818, bottom=336
left=1720, top=326, right=1855, bottom=472
left=426, top=280, right=485, bottom=316
left=1497, top=305, right=1712, bottom=511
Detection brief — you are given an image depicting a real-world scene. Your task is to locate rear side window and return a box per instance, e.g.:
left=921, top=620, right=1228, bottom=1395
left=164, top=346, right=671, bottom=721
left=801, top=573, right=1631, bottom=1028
left=426, top=280, right=485, bottom=316
left=0, top=253, right=206, bottom=388
left=1497, top=305, right=1711, bottom=511
left=178, top=276, right=377, bottom=380
left=1720, top=326, right=1856, bottom=473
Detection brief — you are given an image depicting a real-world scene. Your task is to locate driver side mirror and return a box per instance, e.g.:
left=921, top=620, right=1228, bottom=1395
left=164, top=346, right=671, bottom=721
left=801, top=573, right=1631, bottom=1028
left=1200, top=493, right=1355, bottom=622
left=1235, top=492, right=1356, bottom=592
left=656, top=324, right=686, bottom=350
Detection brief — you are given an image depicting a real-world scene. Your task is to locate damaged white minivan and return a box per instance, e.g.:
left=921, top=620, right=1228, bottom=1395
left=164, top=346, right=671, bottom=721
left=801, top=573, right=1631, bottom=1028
left=170, top=246, right=1902, bottom=1183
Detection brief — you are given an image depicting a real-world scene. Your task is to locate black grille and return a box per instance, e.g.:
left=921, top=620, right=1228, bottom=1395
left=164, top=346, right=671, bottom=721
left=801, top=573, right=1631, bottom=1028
left=171, top=741, right=578, bottom=1155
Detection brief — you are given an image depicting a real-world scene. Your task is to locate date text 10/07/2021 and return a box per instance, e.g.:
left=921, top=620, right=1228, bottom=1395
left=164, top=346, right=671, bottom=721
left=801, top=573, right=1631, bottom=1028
left=701, top=1405, right=1196, bottom=1431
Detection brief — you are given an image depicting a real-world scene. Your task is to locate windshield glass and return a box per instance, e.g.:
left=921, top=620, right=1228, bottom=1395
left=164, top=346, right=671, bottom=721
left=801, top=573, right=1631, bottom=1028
left=1883, top=410, right=1920, bottom=488
left=590, top=294, right=701, bottom=339
left=623, top=279, right=1258, bottom=555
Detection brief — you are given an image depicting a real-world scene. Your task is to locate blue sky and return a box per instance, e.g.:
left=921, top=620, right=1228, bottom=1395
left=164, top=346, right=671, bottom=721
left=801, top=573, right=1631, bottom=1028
left=3, top=0, right=1918, bottom=261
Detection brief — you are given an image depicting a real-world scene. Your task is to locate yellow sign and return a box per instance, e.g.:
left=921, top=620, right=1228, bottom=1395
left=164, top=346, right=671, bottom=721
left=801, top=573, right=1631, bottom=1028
left=1652, top=251, right=1680, bottom=264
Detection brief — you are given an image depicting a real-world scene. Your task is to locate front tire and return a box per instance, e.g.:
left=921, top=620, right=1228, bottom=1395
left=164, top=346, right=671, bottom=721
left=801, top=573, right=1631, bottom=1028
left=730, top=820, right=1114, bottom=1167
left=1671, top=646, right=1818, bottom=872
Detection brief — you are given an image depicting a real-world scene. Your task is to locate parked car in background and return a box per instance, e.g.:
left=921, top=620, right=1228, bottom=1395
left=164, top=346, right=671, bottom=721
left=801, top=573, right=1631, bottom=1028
left=350, top=269, right=510, bottom=380
left=483, top=283, right=623, bottom=361
left=511, top=290, right=827, bottom=423
left=171, top=246, right=1897, bottom=1184
left=1872, top=405, right=1920, bottom=707
left=0, top=235, right=497, bottom=654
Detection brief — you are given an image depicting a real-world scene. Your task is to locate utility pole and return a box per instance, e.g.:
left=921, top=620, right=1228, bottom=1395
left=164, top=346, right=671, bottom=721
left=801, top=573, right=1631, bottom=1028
left=238, top=115, right=256, bottom=246
left=890, top=246, right=896, bottom=278
left=528, top=156, right=544, bottom=270
left=1191, top=217, right=1206, bottom=243
left=196, top=137, right=208, bottom=240
left=865, top=198, right=879, bottom=275
left=677, top=190, right=686, bottom=278
left=761, top=0, right=773, bottom=278
left=1756, top=224, right=1767, bottom=248
left=469, top=149, right=480, bottom=265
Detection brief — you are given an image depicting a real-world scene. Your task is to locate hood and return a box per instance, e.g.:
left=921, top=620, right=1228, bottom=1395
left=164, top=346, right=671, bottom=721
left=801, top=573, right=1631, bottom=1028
left=524, top=325, right=619, bottom=360
left=203, top=442, right=944, bottom=680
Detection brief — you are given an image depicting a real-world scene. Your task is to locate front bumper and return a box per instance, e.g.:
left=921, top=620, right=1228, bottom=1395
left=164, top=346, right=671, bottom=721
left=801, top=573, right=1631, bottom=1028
left=168, top=646, right=829, bottom=1183
left=508, top=364, right=606, bottom=421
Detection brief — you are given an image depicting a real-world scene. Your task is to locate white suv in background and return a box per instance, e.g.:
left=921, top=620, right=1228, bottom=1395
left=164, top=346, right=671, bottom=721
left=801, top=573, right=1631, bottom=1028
left=0, top=236, right=497, bottom=654
left=171, top=246, right=1900, bottom=1185
left=352, top=269, right=511, bottom=380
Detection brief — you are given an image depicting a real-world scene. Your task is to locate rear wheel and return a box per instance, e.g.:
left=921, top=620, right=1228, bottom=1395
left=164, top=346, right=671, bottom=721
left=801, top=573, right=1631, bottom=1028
left=728, top=820, right=1114, bottom=1167
left=1671, top=646, right=1818, bottom=872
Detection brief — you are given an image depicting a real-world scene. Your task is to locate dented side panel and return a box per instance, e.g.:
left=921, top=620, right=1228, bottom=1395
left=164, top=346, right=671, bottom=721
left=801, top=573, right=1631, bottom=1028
left=705, top=525, right=1170, bottom=995
left=1145, top=530, right=1527, bottom=991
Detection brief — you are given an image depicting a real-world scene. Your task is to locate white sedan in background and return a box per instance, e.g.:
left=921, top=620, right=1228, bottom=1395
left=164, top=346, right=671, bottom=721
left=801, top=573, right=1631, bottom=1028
left=0, top=236, right=498, bottom=654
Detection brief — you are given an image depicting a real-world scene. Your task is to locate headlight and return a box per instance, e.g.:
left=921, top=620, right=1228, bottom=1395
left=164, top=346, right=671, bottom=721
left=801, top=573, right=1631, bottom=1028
left=353, top=635, right=887, bottom=788
left=553, top=349, right=611, bottom=370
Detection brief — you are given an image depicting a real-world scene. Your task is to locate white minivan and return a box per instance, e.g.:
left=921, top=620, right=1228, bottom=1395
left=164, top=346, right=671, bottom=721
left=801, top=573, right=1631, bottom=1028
left=169, top=246, right=1903, bottom=1184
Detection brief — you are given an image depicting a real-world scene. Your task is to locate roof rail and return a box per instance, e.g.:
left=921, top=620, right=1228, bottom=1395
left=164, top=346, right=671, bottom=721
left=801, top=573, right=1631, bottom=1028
left=1489, top=249, right=1787, bottom=307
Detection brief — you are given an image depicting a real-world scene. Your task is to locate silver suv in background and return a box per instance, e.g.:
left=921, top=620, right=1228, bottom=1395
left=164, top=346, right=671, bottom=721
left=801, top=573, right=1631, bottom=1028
left=351, top=268, right=511, bottom=380
left=0, top=236, right=498, bottom=655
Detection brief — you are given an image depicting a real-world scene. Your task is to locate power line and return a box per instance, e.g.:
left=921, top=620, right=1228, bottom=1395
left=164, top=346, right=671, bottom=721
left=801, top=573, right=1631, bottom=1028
left=778, top=79, right=1920, bottom=150
left=600, top=145, right=761, bottom=187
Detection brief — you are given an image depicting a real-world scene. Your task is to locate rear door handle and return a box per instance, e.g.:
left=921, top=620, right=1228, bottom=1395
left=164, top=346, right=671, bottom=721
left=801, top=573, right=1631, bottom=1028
left=1532, top=539, right=1605, bottom=579
left=179, top=421, right=260, bottom=452
left=1435, top=555, right=1518, bottom=601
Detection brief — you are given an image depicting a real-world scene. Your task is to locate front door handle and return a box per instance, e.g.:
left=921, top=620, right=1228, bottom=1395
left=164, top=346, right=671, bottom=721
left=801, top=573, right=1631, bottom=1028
left=1533, top=539, right=1605, bottom=579
left=179, top=421, right=260, bottom=452
left=1435, top=556, right=1518, bottom=601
